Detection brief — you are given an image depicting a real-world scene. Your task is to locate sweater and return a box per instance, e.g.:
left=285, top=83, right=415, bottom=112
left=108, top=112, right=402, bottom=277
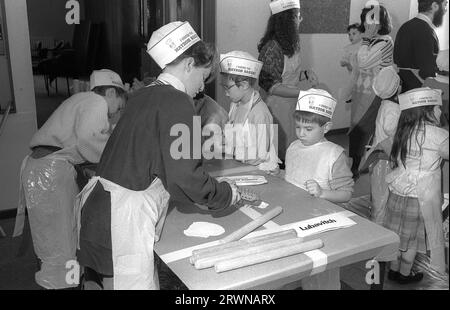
left=394, top=17, right=440, bottom=91
left=78, top=85, right=233, bottom=275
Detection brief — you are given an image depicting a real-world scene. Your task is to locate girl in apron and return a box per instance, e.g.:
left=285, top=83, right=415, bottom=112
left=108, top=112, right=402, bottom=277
left=258, top=0, right=318, bottom=162
left=219, top=50, right=280, bottom=173
left=383, top=88, right=448, bottom=284
left=76, top=22, right=241, bottom=290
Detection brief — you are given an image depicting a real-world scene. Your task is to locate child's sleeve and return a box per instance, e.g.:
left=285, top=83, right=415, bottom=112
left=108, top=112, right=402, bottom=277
left=382, top=103, right=401, bottom=138
left=329, top=152, right=355, bottom=193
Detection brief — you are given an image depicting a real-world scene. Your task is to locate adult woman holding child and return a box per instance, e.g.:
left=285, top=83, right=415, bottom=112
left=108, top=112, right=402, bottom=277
left=347, top=1, right=394, bottom=173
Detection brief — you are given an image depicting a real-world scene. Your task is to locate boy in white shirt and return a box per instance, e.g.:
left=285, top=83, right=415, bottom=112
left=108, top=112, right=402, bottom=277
left=285, top=89, right=354, bottom=203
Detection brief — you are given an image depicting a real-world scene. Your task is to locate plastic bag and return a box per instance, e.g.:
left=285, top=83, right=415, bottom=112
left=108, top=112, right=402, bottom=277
left=20, top=156, right=79, bottom=289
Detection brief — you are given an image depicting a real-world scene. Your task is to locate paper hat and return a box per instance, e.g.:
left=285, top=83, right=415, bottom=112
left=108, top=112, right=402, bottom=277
left=437, top=49, right=449, bottom=72
left=365, top=0, right=380, bottom=8
left=270, top=0, right=300, bottom=15
left=90, top=69, right=125, bottom=91
left=147, top=21, right=201, bottom=69
left=296, top=89, right=337, bottom=119
left=399, top=87, right=442, bottom=111
left=372, top=66, right=400, bottom=99
left=219, top=51, right=263, bottom=79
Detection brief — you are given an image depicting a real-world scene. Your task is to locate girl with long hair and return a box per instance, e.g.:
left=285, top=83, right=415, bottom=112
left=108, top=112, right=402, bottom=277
left=383, top=87, right=448, bottom=284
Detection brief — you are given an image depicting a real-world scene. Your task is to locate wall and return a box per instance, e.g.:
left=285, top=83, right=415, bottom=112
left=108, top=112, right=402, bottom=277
left=0, top=0, right=37, bottom=211
left=216, top=0, right=414, bottom=130
left=26, top=0, right=76, bottom=48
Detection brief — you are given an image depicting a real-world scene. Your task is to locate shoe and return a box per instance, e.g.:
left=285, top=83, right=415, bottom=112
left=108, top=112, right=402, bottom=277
left=396, top=270, right=424, bottom=284
left=387, top=269, right=400, bottom=281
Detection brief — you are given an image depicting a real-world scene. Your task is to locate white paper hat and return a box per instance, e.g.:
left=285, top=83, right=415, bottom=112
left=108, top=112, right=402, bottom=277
left=365, top=0, right=380, bottom=8
left=90, top=69, right=125, bottom=91
left=270, top=0, right=300, bottom=15
left=399, top=87, right=442, bottom=111
left=219, top=51, right=263, bottom=79
left=372, top=66, right=400, bottom=99
left=437, top=49, right=449, bottom=72
left=147, top=21, right=201, bottom=69
left=296, top=89, right=337, bottom=119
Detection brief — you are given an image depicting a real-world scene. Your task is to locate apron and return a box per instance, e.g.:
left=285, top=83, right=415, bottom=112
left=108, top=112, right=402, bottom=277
left=75, top=176, right=170, bottom=290
left=14, top=151, right=80, bottom=289
left=226, top=92, right=280, bottom=171
left=359, top=137, right=393, bottom=225
left=386, top=165, right=446, bottom=274
left=227, top=92, right=255, bottom=162
left=265, top=52, right=302, bottom=161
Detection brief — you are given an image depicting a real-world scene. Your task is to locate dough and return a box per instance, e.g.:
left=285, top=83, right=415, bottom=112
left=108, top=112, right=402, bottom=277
left=184, top=222, right=225, bottom=238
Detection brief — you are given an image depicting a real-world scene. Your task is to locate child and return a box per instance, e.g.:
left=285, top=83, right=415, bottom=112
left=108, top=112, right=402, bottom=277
left=285, top=89, right=354, bottom=203
left=359, top=66, right=401, bottom=224
left=340, top=23, right=363, bottom=74
left=15, top=69, right=126, bottom=289
left=384, top=87, right=449, bottom=284
left=220, top=50, right=280, bottom=173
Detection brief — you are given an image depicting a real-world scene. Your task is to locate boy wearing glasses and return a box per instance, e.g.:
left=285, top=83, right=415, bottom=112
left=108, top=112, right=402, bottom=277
left=220, top=51, right=280, bottom=174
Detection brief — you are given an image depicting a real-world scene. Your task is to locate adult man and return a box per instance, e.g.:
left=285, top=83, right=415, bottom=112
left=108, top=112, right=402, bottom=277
left=14, top=69, right=126, bottom=289
left=394, top=0, right=448, bottom=92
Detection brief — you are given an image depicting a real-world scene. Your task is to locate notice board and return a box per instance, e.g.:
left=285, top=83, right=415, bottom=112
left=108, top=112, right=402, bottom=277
left=300, top=0, right=351, bottom=34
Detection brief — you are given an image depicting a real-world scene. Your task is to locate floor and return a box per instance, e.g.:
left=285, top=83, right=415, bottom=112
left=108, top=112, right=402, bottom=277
left=0, top=75, right=448, bottom=290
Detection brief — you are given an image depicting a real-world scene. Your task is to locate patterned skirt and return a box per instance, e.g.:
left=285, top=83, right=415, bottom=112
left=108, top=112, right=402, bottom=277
left=382, top=191, right=427, bottom=254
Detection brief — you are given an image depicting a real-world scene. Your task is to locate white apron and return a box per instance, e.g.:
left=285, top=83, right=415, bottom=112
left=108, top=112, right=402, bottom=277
left=265, top=52, right=302, bottom=160
left=75, top=176, right=170, bottom=290
left=386, top=166, right=446, bottom=274
left=285, top=141, right=344, bottom=191
left=14, top=151, right=80, bottom=289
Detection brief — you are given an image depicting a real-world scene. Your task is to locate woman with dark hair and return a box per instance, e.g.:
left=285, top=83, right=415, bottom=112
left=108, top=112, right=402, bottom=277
left=258, top=0, right=318, bottom=162
left=347, top=1, right=394, bottom=173
left=76, top=22, right=242, bottom=290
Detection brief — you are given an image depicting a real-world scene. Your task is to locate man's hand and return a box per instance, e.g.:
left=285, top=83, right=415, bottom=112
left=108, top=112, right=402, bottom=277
left=305, top=180, right=323, bottom=198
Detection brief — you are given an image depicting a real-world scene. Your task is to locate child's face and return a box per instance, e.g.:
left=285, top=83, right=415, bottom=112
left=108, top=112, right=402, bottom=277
left=348, top=28, right=362, bottom=44
left=221, top=77, right=246, bottom=103
left=295, top=120, right=327, bottom=146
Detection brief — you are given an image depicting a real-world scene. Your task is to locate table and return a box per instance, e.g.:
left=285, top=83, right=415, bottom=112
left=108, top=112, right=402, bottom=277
left=154, top=160, right=400, bottom=290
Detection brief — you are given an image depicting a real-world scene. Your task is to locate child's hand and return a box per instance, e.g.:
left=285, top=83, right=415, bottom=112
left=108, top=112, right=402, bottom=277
left=305, top=180, right=323, bottom=198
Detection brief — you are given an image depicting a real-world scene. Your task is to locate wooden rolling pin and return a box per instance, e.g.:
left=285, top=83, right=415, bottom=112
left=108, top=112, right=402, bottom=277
left=219, top=206, right=283, bottom=244
left=190, top=229, right=297, bottom=265
left=195, top=237, right=305, bottom=270
left=215, top=239, right=324, bottom=273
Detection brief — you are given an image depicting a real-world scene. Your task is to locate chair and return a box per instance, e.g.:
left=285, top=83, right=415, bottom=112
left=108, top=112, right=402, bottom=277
left=37, top=20, right=101, bottom=96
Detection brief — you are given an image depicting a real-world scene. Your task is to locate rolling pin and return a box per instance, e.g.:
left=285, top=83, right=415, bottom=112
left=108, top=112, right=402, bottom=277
left=195, top=237, right=306, bottom=270
left=215, top=239, right=324, bottom=273
left=190, top=229, right=297, bottom=265
left=219, top=206, right=283, bottom=244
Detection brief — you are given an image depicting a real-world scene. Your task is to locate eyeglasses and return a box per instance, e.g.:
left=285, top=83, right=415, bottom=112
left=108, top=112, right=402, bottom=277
left=222, top=83, right=237, bottom=91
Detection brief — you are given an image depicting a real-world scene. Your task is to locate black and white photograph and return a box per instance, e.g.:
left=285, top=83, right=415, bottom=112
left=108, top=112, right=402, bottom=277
left=0, top=0, right=448, bottom=296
